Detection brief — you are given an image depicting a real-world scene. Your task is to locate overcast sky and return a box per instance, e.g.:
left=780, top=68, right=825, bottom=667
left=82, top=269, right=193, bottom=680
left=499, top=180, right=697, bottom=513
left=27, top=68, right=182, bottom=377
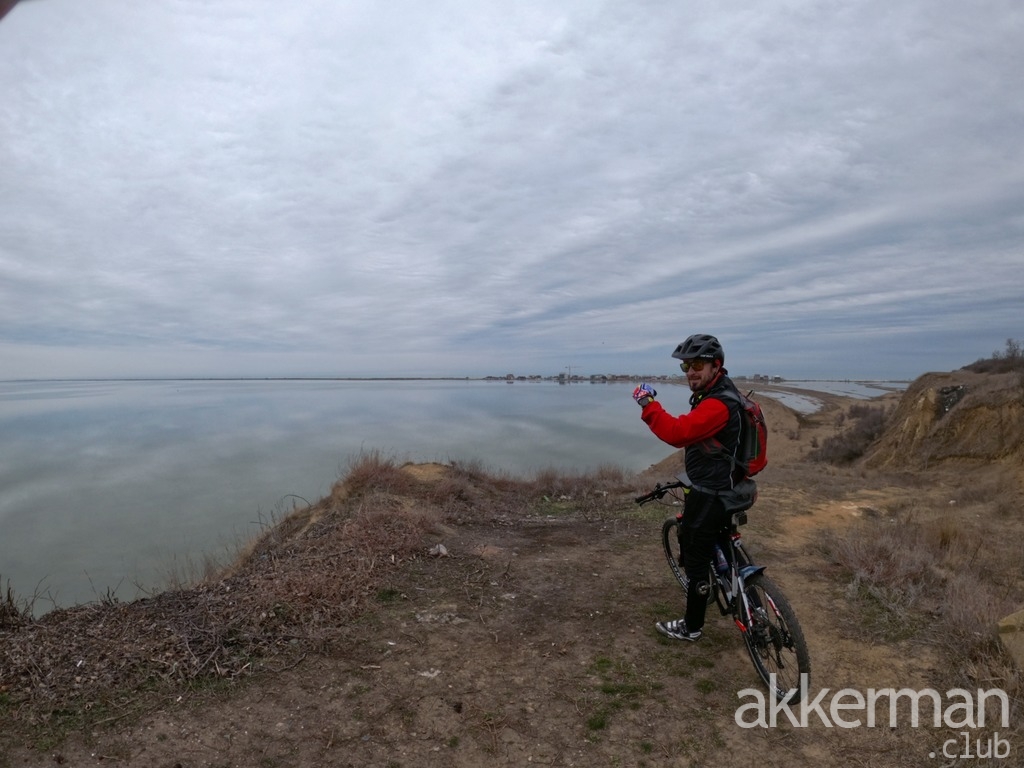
left=1, top=0, right=1021, bottom=381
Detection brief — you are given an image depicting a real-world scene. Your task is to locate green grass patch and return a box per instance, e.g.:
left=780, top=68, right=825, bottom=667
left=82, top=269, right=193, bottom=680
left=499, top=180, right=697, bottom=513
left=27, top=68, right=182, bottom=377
left=686, top=653, right=715, bottom=670
left=695, top=678, right=717, bottom=695
left=586, top=709, right=610, bottom=731
left=584, top=654, right=662, bottom=731
left=375, top=587, right=403, bottom=604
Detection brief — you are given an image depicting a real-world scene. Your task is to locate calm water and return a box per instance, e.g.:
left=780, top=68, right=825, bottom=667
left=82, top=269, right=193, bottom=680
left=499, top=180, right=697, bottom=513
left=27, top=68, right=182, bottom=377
left=0, top=379, right=677, bottom=610
left=0, top=377, right=904, bottom=612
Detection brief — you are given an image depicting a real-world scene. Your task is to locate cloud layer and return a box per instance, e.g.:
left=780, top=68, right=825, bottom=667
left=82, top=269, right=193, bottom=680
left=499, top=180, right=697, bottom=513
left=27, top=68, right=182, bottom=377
left=2, top=0, right=1022, bottom=379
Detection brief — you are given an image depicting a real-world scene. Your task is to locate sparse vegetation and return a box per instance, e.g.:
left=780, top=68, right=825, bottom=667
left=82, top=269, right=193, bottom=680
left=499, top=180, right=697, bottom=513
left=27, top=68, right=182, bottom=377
left=807, top=403, right=889, bottom=464
left=585, top=655, right=662, bottom=735
left=964, top=337, right=1024, bottom=374
left=1, top=582, right=32, bottom=631
left=819, top=508, right=1024, bottom=696
left=340, top=448, right=422, bottom=498
left=0, top=454, right=641, bottom=752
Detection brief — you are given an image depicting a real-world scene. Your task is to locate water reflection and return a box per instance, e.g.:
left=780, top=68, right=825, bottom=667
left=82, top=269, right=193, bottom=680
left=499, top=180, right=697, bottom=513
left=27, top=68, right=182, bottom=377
left=0, top=377, right=907, bottom=611
left=0, top=379, right=670, bottom=610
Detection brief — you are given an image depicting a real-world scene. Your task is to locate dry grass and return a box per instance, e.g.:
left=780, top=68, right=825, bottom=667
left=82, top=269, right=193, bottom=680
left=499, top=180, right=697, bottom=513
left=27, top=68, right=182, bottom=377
left=338, top=448, right=422, bottom=499
left=963, top=337, right=1024, bottom=374
left=530, top=464, right=636, bottom=518
left=0, top=452, right=432, bottom=738
left=1, top=582, right=33, bottom=631
left=809, top=393, right=1023, bottom=690
left=807, top=404, right=889, bottom=464
left=819, top=506, right=1024, bottom=700
left=0, top=452, right=638, bottom=746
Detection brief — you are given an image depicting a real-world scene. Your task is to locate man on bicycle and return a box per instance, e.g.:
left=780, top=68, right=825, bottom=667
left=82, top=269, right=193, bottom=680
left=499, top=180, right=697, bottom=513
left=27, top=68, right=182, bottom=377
left=632, top=333, right=744, bottom=642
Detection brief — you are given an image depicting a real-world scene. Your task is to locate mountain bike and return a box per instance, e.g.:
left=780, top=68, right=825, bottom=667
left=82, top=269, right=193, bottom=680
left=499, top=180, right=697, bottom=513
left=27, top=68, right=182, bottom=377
left=635, top=473, right=811, bottom=703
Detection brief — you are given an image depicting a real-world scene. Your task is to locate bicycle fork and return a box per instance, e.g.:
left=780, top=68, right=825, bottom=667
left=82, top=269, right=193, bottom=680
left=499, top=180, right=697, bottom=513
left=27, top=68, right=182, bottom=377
left=727, top=539, right=769, bottom=633
left=734, top=576, right=793, bottom=668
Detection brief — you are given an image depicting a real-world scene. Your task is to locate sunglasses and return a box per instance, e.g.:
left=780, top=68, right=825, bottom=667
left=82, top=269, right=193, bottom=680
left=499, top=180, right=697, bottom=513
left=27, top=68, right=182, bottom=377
left=680, top=359, right=711, bottom=373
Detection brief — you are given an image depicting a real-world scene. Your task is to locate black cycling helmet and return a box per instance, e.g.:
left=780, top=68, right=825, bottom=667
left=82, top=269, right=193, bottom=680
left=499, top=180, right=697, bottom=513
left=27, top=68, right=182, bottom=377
left=671, top=333, right=724, bottom=363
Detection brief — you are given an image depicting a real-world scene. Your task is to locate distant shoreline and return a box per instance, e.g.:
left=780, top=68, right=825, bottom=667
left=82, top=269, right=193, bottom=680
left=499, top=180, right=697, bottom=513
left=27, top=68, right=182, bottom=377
left=0, top=376, right=914, bottom=384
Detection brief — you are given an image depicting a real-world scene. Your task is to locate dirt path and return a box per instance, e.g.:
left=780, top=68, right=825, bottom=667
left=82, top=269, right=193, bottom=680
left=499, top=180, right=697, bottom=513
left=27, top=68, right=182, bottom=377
left=2, top=388, right=1016, bottom=767
left=9, top=510, right=946, bottom=767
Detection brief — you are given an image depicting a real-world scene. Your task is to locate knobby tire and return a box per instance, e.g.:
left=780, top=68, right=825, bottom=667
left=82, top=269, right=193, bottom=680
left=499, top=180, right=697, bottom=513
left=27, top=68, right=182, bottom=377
left=661, top=517, right=688, bottom=591
left=739, top=573, right=811, bottom=703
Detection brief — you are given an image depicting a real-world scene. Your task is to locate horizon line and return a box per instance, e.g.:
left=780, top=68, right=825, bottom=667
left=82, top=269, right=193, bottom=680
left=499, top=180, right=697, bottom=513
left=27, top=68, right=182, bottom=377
left=0, top=375, right=915, bottom=384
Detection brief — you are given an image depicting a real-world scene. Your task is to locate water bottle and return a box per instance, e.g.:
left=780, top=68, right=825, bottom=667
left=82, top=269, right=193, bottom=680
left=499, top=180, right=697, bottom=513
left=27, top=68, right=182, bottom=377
left=714, top=544, right=729, bottom=575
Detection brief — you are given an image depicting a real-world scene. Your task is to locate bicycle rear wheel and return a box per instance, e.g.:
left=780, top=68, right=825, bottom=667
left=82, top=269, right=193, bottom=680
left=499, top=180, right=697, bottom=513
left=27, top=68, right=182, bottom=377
left=661, top=517, right=688, bottom=591
left=739, top=573, right=810, bottom=703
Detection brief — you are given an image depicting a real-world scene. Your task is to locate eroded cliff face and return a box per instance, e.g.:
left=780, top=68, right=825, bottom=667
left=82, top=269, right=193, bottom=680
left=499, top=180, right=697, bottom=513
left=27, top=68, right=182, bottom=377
left=865, top=370, right=1024, bottom=479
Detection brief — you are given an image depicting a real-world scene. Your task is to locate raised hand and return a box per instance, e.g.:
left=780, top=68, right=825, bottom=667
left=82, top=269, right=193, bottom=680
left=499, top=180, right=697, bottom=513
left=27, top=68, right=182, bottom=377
left=632, top=383, right=657, bottom=406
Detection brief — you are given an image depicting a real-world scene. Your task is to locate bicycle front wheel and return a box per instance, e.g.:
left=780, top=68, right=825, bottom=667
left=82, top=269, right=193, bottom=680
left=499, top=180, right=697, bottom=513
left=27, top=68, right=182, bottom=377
left=739, top=573, right=811, bottom=703
left=661, top=517, right=688, bottom=591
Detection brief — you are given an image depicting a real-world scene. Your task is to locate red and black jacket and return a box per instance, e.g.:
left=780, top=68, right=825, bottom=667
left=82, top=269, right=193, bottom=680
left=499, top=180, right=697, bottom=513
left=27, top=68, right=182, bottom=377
left=640, top=372, right=743, bottom=491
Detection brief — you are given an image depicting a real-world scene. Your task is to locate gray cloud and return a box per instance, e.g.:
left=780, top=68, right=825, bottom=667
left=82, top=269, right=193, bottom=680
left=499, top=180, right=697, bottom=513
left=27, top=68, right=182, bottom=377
left=1, top=0, right=1021, bottom=380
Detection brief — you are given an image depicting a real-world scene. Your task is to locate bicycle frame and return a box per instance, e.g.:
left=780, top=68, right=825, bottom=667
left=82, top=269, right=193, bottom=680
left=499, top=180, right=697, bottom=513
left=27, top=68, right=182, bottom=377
left=670, top=509, right=767, bottom=631
left=637, top=474, right=811, bottom=703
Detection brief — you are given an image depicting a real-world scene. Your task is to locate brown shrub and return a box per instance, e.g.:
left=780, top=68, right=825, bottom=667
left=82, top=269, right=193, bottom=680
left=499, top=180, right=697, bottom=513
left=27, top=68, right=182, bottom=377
left=807, top=405, right=889, bottom=464
left=963, top=337, right=1024, bottom=374
left=820, top=509, right=1024, bottom=695
left=337, top=449, right=420, bottom=499
left=1, top=582, right=32, bottom=631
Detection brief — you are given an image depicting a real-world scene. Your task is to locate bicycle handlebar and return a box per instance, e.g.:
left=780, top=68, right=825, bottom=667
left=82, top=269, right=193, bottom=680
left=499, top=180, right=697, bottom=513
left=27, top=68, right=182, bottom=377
left=634, top=480, right=687, bottom=506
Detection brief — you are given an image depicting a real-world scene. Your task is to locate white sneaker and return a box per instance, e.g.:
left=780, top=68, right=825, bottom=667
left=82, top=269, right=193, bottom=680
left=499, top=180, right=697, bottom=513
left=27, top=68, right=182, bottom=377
left=655, top=618, right=702, bottom=642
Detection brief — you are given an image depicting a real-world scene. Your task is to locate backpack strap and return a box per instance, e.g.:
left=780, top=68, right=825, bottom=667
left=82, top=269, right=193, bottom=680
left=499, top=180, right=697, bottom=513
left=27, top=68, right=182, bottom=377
left=695, top=387, right=745, bottom=486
